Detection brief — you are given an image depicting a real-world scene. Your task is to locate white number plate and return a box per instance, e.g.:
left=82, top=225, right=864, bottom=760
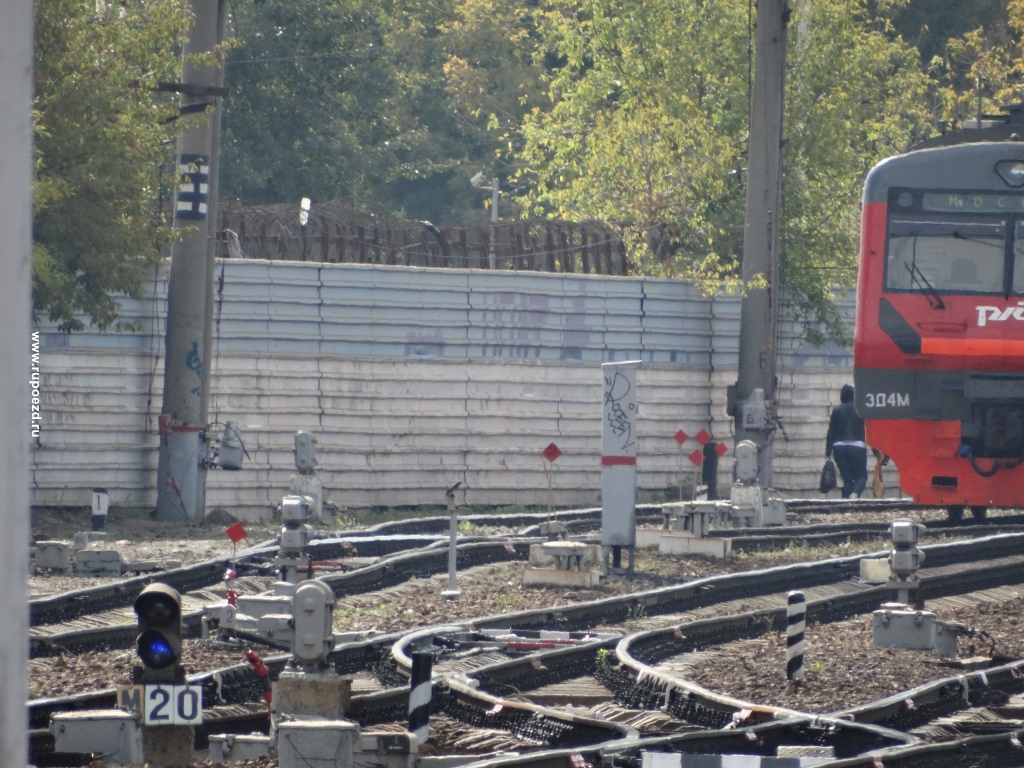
left=143, top=684, right=203, bottom=725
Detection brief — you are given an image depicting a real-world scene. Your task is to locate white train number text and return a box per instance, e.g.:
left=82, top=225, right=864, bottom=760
left=864, top=392, right=910, bottom=408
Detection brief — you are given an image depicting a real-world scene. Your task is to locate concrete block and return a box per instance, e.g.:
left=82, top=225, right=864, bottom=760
left=51, top=709, right=143, bottom=767
left=79, top=548, right=121, bottom=561
left=761, top=499, right=788, bottom=526
left=121, top=560, right=159, bottom=572
left=355, top=731, right=417, bottom=768
left=236, top=593, right=292, bottom=620
left=278, top=719, right=359, bottom=768
left=538, top=521, right=568, bottom=539
left=522, top=566, right=601, bottom=588
left=730, top=484, right=765, bottom=524
left=76, top=549, right=122, bottom=576
left=34, top=541, right=72, bottom=572
left=257, top=613, right=294, bottom=646
left=528, top=541, right=600, bottom=569
left=859, top=557, right=891, bottom=583
left=73, top=530, right=108, bottom=551
left=274, top=671, right=352, bottom=720
left=659, top=532, right=731, bottom=558
left=208, top=733, right=273, bottom=761
left=872, top=607, right=959, bottom=658
left=635, top=528, right=662, bottom=549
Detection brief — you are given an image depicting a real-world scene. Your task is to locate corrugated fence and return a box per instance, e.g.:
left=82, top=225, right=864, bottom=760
left=31, top=260, right=876, bottom=519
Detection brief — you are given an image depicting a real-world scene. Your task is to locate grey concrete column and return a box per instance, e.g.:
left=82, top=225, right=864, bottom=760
left=0, top=0, right=33, bottom=764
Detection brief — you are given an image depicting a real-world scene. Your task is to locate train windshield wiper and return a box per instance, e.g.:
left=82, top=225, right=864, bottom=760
left=905, top=260, right=945, bottom=309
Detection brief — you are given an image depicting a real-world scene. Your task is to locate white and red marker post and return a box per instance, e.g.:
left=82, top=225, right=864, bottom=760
left=601, top=361, right=640, bottom=574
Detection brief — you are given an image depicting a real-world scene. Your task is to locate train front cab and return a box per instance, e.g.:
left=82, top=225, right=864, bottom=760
left=853, top=143, right=1024, bottom=517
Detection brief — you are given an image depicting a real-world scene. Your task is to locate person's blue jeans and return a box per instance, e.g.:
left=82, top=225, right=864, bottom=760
left=833, top=445, right=868, bottom=498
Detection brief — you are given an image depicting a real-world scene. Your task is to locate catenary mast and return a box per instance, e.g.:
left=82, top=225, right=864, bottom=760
left=154, top=0, right=227, bottom=521
left=731, top=0, right=789, bottom=485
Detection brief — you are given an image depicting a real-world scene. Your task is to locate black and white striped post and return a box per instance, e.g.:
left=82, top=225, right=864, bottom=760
left=786, top=590, right=806, bottom=681
left=408, top=651, right=433, bottom=747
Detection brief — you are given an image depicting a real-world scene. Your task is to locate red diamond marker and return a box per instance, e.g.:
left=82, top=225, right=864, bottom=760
left=716, top=442, right=729, bottom=457
left=688, top=449, right=704, bottom=466
left=695, top=429, right=711, bottom=446
left=674, top=429, right=688, bottom=444
left=542, top=442, right=562, bottom=462
left=225, top=522, right=247, bottom=543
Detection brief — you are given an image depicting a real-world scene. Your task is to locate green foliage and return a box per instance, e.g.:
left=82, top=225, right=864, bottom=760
left=220, top=0, right=516, bottom=223
left=36, top=0, right=1024, bottom=338
left=782, top=0, right=932, bottom=342
left=33, top=0, right=189, bottom=331
left=513, top=0, right=943, bottom=338
left=516, top=0, right=749, bottom=280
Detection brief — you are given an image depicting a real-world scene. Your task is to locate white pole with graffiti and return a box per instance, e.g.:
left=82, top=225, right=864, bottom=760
left=600, top=361, right=640, bottom=574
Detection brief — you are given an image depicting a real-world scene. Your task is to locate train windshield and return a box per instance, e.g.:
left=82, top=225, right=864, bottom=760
left=886, top=215, right=1006, bottom=294
left=883, top=186, right=1024, bottom=295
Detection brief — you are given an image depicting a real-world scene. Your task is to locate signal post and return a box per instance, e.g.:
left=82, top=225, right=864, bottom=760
left=133, top=584, right=197, bottom=767
left=731, top=0, right=789, bottom=484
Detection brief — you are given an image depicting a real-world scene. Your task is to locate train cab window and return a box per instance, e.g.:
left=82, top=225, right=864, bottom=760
left=1012, top=222, right=1024, bottom=294
left=886, top=216, right=1006, bottom=294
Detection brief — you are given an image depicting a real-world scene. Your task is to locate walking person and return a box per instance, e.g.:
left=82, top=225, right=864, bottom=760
left=826, top=384, right=868, bottom=499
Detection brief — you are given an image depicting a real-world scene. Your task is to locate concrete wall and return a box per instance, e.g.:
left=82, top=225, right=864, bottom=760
left=31, top=260, right=876, bottom=520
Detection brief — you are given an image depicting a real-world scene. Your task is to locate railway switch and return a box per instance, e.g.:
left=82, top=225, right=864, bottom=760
left=133, top=583, right=183, bottom=682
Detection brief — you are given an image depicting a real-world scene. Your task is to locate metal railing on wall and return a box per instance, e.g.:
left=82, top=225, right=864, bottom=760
left=218, top=201, right=628, bottom=275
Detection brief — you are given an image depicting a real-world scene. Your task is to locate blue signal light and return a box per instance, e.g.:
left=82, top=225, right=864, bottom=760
left=138, top=629, right=179, bottom=669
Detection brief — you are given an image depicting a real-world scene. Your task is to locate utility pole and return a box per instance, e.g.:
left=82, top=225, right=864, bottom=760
left=0, top=1, right=32, bottom=764
left=731, top=0, right=789, bottom=486
left=155, top=0, right=227, bottom=521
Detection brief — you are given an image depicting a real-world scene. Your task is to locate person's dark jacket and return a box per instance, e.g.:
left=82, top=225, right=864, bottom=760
left=826, top=401, right=865, bottom=456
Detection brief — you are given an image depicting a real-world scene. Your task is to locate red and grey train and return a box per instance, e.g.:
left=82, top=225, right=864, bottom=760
left=854, top=139, right=1024, bottom=519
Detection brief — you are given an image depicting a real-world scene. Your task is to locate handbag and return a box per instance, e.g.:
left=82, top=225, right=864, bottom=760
left=819, top=458, right=837, bottom=494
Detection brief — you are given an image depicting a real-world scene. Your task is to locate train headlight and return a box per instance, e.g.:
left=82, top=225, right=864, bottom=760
left=996, top=160, right=1024, bottom=188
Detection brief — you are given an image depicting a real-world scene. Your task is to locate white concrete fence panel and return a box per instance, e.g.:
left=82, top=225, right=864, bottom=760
left=31, top=260, right=883, bottom=520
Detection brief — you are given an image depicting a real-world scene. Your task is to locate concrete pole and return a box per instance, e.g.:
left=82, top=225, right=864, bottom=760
left=489, top=177, right=499, bottom=270
left=200, top=0, right=228, bottom=430
left=155, top=0, right=226, bottom=521
left=0, top=1, right=32, bottom=764
left=734, top=0, right=788, bottom=485
left=442, top=486, right=461, bottom=600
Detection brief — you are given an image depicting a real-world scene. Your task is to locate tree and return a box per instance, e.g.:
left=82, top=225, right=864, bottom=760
left=33, top=0, right=189, bottom=332
left=220, top=0, right=483, bottom=223
left=783, top=0, right=933, bottom=342
left=516, top=0, right=749, bottom=280
left=513, top=0, right=937, bottom=340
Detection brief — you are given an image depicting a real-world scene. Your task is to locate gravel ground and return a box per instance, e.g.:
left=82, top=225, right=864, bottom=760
left=28, top=505, right=1024, bottom=713
left=685, top=594, right=1024, bottom=714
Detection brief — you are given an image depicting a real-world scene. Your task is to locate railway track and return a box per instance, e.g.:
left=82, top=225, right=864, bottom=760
left=27, top=503, right=1024, bottom=767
